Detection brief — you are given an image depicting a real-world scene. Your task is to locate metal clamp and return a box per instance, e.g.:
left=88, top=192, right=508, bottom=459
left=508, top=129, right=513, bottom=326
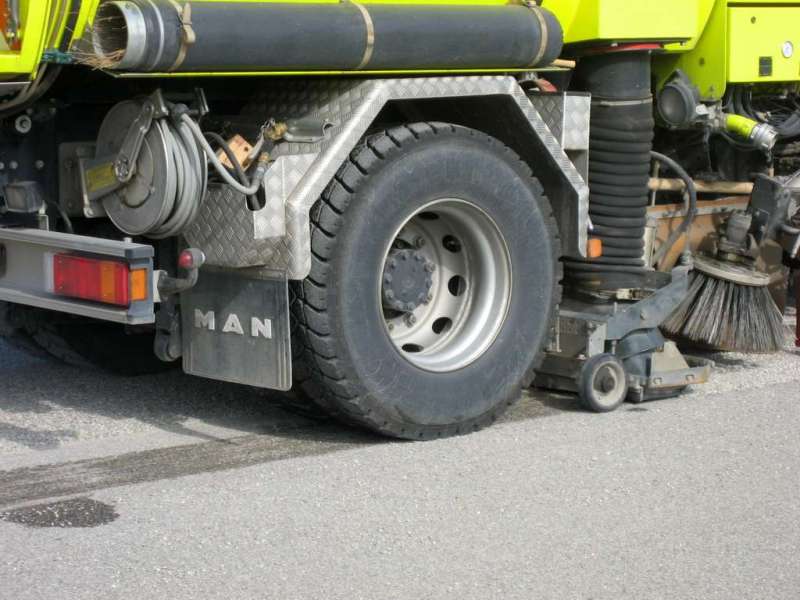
left=114, top=90, right=170, bottom=182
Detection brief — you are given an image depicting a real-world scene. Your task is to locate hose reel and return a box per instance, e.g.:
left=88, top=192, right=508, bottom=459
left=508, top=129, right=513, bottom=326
left=81, top=90, right=267, bottom=238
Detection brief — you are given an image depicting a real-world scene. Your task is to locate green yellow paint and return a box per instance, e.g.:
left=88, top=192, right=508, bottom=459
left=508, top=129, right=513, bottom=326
left=3, top=0, right=800, bottom=100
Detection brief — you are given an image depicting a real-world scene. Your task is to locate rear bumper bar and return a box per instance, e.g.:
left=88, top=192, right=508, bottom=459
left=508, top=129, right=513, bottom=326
left=0, top=227, right=154, bottom=324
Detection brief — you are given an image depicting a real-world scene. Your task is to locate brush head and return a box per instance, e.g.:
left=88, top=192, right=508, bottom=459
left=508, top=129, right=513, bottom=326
left=662, top=255, right=787, bottom=354
left=693, top=255, right=771, bottom=287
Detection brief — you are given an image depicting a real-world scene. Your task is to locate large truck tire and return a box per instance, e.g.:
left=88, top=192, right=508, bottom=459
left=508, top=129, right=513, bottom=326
left=291, top=122, right=561, bottom=439
left=0, top=302, right=167, bottom=376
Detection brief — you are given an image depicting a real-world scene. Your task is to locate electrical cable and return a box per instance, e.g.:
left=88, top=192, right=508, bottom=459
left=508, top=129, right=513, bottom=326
left=0, top=64, right=63, bottom=118
left=46, top=200, right=74, bottom=234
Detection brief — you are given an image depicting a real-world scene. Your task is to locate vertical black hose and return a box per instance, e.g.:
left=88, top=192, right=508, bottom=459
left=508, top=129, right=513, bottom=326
left=565, top=51, right=655, bottom=292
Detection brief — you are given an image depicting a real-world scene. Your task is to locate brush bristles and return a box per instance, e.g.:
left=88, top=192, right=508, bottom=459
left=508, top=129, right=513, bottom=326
left=662, top=272, right=788, bottom=353
left=70, top=16, right=127, bottom=70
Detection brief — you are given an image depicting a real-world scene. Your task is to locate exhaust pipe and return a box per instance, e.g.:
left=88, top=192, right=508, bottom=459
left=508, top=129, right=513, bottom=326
left=88, top=0, right=563, bottom=73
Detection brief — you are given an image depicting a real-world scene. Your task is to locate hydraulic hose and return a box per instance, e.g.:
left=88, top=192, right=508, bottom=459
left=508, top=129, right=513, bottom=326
left=649, top=152, right=697, bottom=268
left=203, top=131, right=260, bottom=209
left=180, top=114, right=266, bottom=196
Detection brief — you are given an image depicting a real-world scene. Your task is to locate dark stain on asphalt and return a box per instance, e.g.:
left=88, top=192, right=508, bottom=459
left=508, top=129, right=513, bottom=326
left=0, top=425, right=382, bottom=508
left=0, top=497, right=118, bottom=528
left=0, top=389, right=567, bottom=509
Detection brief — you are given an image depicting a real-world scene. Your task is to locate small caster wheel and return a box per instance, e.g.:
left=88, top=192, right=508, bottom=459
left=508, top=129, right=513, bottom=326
left=579, top=353, right=628, bottom=413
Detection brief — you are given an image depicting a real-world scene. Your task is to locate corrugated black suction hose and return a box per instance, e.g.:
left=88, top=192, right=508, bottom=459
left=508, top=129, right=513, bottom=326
left=565, top=51, right=655, bottom=292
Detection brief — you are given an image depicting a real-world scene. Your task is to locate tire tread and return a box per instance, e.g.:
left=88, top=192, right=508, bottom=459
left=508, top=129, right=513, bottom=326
left=292, top=122, right=562, bottom=438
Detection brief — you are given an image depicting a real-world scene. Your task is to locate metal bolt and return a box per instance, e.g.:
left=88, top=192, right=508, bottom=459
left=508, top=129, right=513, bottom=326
left=9, top=161, right=18, bottom=170
left=405, top=314, right=417, bottom=326
left=35, top=160, right=45, bottom=170
left=424, top=263, right=436, bottom=273
left=385, top=290, right=395, bottom=300
left=14, top=115, right=32, bottom=134
left=384, top=275, right=392, bottom=284
left=415, top=237, right=426, bottom=248
left=388, top=323, right=395, bottom=331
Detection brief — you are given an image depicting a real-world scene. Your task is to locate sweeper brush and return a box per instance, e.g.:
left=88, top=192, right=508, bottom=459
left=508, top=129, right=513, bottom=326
left=662, top=255, right=786, bottom=353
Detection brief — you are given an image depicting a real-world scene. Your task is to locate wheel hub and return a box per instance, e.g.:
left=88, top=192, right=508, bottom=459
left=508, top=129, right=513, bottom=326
left=596, top=366, right=618, bottom=394
left=379, top=198, right=511, bottom=373
left=382, top=249, right=435, bottom=312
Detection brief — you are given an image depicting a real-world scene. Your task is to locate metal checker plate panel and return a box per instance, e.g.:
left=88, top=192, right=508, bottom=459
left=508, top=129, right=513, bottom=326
left=185, top=76, right=589, bottom=276
left=527, top=92, right=591, bottom=151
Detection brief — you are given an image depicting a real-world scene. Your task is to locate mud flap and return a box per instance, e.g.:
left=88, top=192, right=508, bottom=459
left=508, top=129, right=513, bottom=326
left=180, top=268, right=291, bottom=390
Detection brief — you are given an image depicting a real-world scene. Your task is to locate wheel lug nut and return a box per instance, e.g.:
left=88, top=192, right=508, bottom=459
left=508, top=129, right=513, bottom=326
left=424, top=263, right=436, bottom=273
left=384, top=275, right=392, bottom=284
left=405, top=314, right=417, bottom=325
left=415, top=237, right=425, bottom=248
left=386, top=290, right=395, bottom=299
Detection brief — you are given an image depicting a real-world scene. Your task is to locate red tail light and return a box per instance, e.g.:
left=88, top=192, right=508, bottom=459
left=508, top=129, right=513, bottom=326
left=52, top=254, right=146, bottom=307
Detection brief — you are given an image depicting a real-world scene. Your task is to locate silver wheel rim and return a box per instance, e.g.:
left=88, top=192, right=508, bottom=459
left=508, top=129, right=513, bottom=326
left=379, top=198, right=512, bottom=372
left=592, top=362, right=625, bottom=407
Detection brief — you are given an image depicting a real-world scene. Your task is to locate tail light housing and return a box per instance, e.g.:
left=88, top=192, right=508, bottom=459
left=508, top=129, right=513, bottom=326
left=51, top=253, right=148, bottom=307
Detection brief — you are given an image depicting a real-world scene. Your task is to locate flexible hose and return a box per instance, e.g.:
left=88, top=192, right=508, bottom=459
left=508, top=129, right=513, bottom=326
left=649, top=152, right=697, bottom=268
left=145, top=116, right=205, bottom=238
left=565, top=99, right=655, bottom=284
left=203, top=131, right=260, bottom=209
left=180, top=114, right=265, bottom=196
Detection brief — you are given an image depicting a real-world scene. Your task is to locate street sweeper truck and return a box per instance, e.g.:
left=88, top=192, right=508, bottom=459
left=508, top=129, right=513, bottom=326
left=1, top=0, right=799, bottom=438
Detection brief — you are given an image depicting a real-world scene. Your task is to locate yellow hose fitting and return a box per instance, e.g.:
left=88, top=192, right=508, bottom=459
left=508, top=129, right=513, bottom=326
left=723, top=113, right=778, bottom=153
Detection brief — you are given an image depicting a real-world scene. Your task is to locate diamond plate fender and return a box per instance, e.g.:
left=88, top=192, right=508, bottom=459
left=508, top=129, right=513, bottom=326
left=184, top=76, right=590, bottom=277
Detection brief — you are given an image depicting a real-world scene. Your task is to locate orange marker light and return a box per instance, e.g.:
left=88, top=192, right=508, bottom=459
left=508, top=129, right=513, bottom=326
left=130, top=268, right=148, bottom=302
left=587, top=238, right=603, bottom=259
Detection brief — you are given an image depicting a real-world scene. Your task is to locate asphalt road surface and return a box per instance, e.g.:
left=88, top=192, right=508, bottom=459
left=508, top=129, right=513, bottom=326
left=1, top=315, right=799, bottom=600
